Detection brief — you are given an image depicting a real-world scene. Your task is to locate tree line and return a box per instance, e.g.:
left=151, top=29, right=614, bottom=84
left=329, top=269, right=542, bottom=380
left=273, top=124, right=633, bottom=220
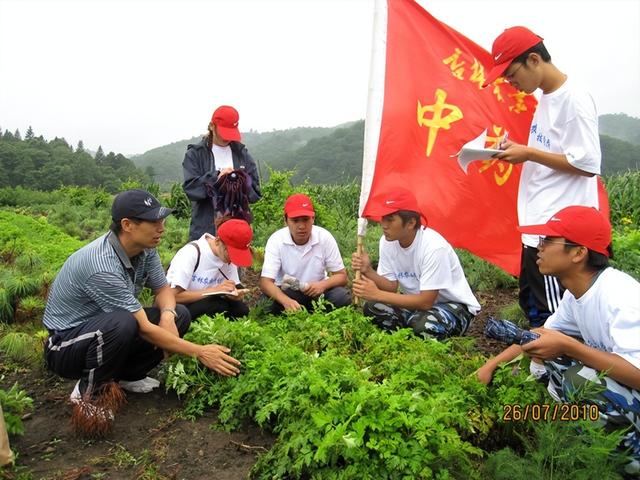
left=134, top=116, right=639, bottom=186
left=0, top=127, right=149, bottom=192
left=2, top=115, right=637, bottom=192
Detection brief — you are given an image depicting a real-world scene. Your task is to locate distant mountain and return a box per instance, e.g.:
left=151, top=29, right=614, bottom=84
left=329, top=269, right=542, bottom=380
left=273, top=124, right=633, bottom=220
left=601, top=134, right=640, bottom=173
left=131, top=124, right=355, bottom=185
left=133, top=115, right=638, bottom=186
left=599, top=113, right=640, bottom=146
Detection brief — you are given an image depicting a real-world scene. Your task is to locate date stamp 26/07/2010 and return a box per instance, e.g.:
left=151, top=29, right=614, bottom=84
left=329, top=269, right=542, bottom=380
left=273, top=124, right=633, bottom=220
left=502, top=403, right=600, bottom=422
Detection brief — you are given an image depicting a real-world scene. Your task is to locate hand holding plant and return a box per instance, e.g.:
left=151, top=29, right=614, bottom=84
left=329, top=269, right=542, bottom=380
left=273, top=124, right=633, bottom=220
left=196, top=344, right=241, bottom=377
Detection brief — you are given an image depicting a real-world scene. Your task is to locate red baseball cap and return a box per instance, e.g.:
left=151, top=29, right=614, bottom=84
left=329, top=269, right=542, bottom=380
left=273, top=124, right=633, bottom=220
left=217, top=219, right=253, bottom=267
left=519, top=206, right=611, bottom=256
left=482, top=26, right=544, bottom=87
left=364, top=189, right=428, bottom=226
left=284, top=193, right=315, bottom=218
left=211, top=105, right=241, bottom=142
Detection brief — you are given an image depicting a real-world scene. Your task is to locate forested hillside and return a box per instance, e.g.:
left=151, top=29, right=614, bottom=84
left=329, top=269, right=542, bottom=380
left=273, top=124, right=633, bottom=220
left=2, top=115, right=637, bottom=191
left=599, top=113, right=640, bottom=146
left=132, top=125, right=348, bottom=184
left=600, top=134, right=640, bottom=173
left=0, top=127, right=148, bottom=191
left=130, top=114, right=638, bottom=186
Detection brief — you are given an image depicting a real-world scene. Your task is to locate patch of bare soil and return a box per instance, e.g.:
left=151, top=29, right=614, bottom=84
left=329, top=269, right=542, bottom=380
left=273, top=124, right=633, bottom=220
left=2, top=366, right=274, bottom=480
left=468, top=289, right=519, bottom=356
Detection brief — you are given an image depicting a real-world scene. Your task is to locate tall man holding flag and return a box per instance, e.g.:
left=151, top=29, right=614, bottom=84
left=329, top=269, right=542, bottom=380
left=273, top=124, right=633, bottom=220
left=483, top=26, right=602, bottom=328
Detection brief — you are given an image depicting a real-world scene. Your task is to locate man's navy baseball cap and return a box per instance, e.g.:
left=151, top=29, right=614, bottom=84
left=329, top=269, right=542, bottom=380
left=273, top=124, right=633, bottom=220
left=111, top=189, right=173, bottom=222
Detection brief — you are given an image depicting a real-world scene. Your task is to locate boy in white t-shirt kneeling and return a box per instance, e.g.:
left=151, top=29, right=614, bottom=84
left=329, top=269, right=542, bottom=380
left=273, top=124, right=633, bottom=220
left=259, top=194, right=351, bottom=313
left=352, top=189, right=480, bottom=340
left=477, top=206, right=639, bottom=473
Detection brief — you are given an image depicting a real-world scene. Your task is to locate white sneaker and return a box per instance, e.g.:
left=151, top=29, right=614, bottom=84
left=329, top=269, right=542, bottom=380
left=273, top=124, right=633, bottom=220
left=529, top=360, right=547, bottom=379
left=69, top=380, right=82, bottom=404
left=119, top=376, right=160, bottom=393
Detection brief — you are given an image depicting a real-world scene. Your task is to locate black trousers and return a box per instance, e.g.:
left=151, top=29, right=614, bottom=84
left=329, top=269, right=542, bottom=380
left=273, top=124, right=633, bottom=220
left=185, top=297, right=249, bottom=321
left=44, top=306, right=191, bottom=397
left=267, top=286, right=352, bottom=314
left=518, top=245, right=565, bottom=327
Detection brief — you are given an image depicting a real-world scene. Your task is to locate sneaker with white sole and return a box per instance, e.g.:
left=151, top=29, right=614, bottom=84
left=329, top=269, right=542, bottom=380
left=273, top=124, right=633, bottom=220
left=119, top=376, right=160, bottom=393
left=69, top=380, right=82, bottom=404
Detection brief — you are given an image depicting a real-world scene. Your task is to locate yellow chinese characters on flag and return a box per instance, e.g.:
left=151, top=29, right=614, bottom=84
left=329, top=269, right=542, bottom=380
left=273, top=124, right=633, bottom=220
left=361, top=0, right=537, bottom=275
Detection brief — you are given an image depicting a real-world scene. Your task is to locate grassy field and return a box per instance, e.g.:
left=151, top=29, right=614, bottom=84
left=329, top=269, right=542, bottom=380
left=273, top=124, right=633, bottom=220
left=0, top=171, right=638, bottom=478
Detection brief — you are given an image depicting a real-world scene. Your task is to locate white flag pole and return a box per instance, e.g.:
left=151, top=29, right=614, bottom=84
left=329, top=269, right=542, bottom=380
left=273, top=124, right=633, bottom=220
left=355, top=0, right=387, bottom=303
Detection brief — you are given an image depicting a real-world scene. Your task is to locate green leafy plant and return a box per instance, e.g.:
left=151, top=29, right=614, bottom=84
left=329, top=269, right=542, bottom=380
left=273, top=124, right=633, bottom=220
left=14, top=296, right=46, bottom=323
left=164, top=182, right=191, bottom=220
left=484, top=420, right=628, bottom=480
left=165, top=309, right=553, bottom=479
left=612, top=227, right=640, bottom=280
left=0, top=332, right=43, bottom=366
left=0, top=382, right=33, bottom=436
left=0, top=288, right=13, bottom=323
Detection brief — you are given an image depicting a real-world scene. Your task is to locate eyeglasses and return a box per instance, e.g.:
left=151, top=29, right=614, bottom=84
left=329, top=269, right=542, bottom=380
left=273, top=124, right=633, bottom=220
left=537, top=236, right=581, bottom=248
left=503, top=63, right=524, bottom=83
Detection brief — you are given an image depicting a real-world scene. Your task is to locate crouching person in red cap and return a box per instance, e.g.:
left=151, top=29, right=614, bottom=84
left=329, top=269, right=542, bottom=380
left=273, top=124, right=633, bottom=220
left=259, top=193, right=352, bottom=313
left=182, top=105, right=261, bottom=241
left=477, top=206, right=639, bottom=474
left=43, top=190, right=241, bottom=437
left=352, top=188, right=480, bottom=340
left=166, top=218, right=253, bottom=320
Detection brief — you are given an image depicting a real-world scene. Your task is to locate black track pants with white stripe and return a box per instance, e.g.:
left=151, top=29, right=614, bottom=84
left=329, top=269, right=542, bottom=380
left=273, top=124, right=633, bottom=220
left=518, top=245, right=565, bottom=328
left=44, top=306, right=191, bottom=398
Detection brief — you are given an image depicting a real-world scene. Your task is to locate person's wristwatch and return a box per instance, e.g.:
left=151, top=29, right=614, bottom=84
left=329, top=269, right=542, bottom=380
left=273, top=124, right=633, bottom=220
left=160, top=308, right=178, bottom=318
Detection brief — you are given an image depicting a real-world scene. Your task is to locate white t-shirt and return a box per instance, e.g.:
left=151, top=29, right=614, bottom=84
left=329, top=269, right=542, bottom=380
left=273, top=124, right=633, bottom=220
left=545, top=268, right=640, bottom=370
left=211, top=144, right=234, bottom=171
left=377, top=227, right=481, bottom=314
left=519, top=78, right=601, bottom=247
left=166, top=233, right=239, bottom=290
left=261, top=225, right=345, bottom=285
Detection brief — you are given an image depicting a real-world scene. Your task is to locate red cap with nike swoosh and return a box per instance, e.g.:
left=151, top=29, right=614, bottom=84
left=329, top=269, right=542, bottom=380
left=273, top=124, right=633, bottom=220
left=284, top=193, right=315, bottom=218
left=364, top=188, right=428, bottom=226
left=483, top=26, right=544, bottom=87
left=518, top=206, right=611, bottom=256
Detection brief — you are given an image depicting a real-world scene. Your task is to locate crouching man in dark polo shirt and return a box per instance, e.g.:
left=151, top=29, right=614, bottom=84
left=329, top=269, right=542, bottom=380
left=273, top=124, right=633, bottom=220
left=43, top=189, right=241, bottom=436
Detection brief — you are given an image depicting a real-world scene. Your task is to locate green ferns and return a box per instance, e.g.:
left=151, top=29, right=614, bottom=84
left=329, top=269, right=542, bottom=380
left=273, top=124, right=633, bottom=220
left=166, top=308, right=550, bottom=479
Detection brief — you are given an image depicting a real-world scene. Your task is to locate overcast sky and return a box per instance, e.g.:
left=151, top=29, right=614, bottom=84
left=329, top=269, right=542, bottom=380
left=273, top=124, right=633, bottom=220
left=1, top=0, right=639, bottom=155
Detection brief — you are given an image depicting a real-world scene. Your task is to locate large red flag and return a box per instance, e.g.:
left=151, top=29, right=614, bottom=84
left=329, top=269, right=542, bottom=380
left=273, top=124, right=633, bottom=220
left=359, top=0, right=537, bottom=275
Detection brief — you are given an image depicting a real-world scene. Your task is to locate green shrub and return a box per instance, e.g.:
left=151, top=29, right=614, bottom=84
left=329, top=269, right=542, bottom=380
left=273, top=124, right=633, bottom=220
left=0, top=332, right=42, bottom=366
left=605, top=171, right=640, bottom=228
left=164, top=182, right=191, bottom=220
left=0, top=288, right=13, bottom=323
left=0, top=382, right=33, bottom=436
left=611, top=227, right=640, bottom=280
left=0, top=211, right=83, bottom=269
left=15, top=296, right=46, bottom=323
left=165, top=308, right=549, bottom=479
left=484, top=420, right=628, bottom=480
